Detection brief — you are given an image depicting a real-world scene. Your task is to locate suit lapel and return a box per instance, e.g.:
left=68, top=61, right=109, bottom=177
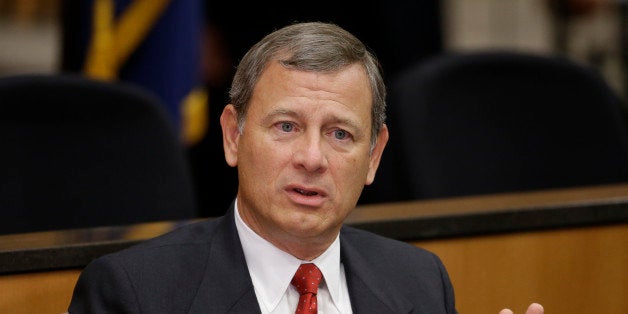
left=185, top=209, right=416, bottom=313
left=188, top=207, right=262, bottom=313
left=340, top=230, right=415, bottom=314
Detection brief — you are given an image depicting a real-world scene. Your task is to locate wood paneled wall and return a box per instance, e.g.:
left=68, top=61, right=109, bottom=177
left=1, top=224, right=626, bottom=314
left=0, top=269, right=80, bottom=314
left=415, top=224, right=628, bottom=314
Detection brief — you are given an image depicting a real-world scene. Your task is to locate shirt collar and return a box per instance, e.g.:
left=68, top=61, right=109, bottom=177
left=234, top=201, right=343, bottom=312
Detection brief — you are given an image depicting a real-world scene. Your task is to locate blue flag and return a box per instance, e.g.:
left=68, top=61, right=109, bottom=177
left=77, top=0, right=207, bottom=144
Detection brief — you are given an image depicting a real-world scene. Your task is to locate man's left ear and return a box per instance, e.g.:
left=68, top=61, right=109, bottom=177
left=365, top=124, right=389, bottom=185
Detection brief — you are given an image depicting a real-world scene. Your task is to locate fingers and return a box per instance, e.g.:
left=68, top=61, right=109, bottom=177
left=526, top=303, right=544, bottom=314
left=499, top=303, right=543, bottom=314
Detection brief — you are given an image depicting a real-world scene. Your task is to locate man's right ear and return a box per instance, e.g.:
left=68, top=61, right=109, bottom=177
left=220, top=104, right=239, bottom=167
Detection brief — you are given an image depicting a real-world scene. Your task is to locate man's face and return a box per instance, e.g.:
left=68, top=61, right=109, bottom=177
left=221, top=61, right=388, bottom=251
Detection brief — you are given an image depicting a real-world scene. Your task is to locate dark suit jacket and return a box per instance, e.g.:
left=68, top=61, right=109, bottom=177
left=69, top=206, right=457, bottom=313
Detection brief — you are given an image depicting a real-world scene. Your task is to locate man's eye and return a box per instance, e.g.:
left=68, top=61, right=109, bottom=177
left=333, top=129, right=348, bottom=140
left=280, top=122, right=294, bottom=132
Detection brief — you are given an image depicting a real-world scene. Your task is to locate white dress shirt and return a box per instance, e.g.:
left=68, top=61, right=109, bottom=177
left=235, top=202, right=353, bottom=313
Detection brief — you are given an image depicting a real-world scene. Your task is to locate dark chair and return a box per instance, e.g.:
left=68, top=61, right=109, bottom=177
left=381, top=50, right=628, bottom=201
left=0, top=74, right=198, bottom=235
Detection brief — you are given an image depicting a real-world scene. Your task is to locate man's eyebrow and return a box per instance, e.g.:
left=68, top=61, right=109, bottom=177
left=329, top=116, right=360, bottom=131
left=261, top=108, right=299, bottom=124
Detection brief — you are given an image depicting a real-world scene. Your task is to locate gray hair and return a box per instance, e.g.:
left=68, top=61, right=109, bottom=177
left=229, top=22, right=386, bottom=149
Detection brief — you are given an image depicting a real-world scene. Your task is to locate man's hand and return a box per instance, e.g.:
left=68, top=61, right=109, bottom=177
left=499, top=303, right=544, bottom=314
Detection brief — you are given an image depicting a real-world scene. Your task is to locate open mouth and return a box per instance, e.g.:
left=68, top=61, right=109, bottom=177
left=295, top=188, right=318, bottom=196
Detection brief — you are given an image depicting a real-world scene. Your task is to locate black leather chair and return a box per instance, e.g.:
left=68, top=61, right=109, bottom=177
left=0, top=74, right=198, bottom=234
left=380, top=51, right=628, bottom=201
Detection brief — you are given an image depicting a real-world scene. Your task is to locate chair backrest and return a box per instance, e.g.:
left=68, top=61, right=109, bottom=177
left=0, top=74, right=198, bottom=234
left=382, top=50, right=628, bottom=200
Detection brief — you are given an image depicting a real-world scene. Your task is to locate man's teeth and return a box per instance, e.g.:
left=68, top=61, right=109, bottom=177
left=296, top=189, right=317, bottom=196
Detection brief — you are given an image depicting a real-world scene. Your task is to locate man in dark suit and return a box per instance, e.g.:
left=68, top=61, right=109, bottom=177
left=68, top=22, right=542, bottom=314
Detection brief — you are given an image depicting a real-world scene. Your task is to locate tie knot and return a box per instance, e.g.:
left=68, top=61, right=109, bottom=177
left=291, top=263, right=323, bottom=295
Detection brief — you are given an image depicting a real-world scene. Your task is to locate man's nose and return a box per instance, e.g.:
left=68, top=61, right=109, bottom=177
left=292, top=132, right=328, bottom=173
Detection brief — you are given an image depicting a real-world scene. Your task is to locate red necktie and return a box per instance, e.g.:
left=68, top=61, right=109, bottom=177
left=291, top=263, right=323, bottom=314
